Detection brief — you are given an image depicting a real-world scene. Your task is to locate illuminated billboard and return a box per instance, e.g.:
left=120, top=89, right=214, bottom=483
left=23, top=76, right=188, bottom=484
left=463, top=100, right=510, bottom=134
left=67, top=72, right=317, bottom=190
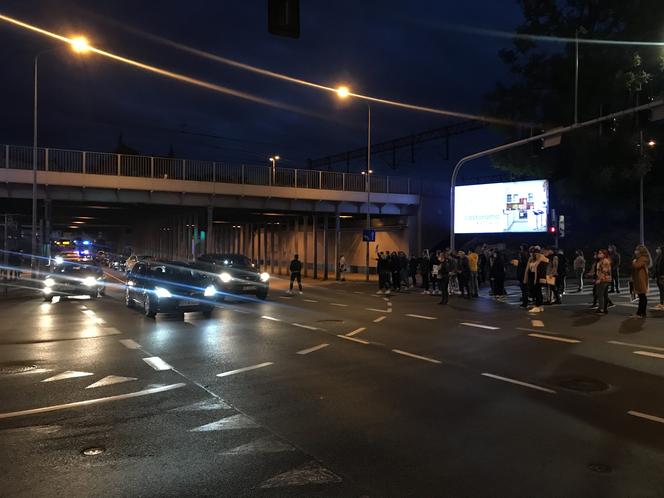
left=455, top=180, right=549, bottom=234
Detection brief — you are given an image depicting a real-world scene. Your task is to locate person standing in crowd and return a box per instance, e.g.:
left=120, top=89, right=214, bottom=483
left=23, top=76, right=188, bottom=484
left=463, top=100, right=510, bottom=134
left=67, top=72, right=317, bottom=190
left=556, top=248, right=567, bottom=296
left=390, top=252, right=401, bottom=292
left=376, top=247, right=391, bottom=295
left=608, top=244, right=621, bottom=293
left=438, top=251, right=452, bottom=305
left=654, top=246, right=664, bottom=311
left=430, top=250, right=441, bottom=296
left=490, top=250, right=506, bottom=298
left=631, top=245, right=652, bottom=318
left=545, top=247, right=561, bottom=305
left=447, top=250, right=459, bottom=295
left=287, top=254, right=303, bottom=295
left=573, top=250, right=586, bottom=292
left=468, top=247, right=479, bottom=298
left=408, top=254, right=418, bottom=289
left=419, top=250, right=431, bottom=295
left=525, top=246, right=548, bottom=313
left=595, top=249, right=612, bottom=315
left=516, top=244, right=530, bottom=308
left=457, top=251, right=471, bottom=298
left=399, top=251, right=409, bottom=289
left=338, top=254, right=347, bottom=282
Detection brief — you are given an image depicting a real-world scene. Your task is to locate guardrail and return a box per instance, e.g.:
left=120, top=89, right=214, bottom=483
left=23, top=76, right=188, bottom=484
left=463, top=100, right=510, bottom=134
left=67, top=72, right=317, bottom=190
left=3, top=144, right=420, bottom=195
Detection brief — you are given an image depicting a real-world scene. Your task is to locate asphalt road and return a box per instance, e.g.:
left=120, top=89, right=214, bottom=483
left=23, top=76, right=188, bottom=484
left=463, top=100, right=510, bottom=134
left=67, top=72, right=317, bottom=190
left=1, top=273, right=664, bottom=497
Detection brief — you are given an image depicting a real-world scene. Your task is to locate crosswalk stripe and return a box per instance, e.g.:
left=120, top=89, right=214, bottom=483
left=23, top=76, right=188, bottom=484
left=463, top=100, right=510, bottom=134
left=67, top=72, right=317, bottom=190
left=406, top=314, right=437, bottom=320
left=223, top=436, right=294, bottom=454
left=143, top=357, right=173, bottom=371
left=528, top=333, right=580, bottom=344
left=190, top=414, right=259, bottom=432
left=297, top=343, right=329, bottom=355
left=481, top=373, right=556, bottom=394
left=460, top=322, right=500, bottom=330
left=217, top=362, right=273, bottom=377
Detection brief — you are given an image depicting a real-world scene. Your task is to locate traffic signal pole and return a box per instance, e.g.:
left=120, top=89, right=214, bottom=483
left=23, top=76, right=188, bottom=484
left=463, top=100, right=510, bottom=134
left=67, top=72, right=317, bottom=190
left=449, top=99, right=664, bottom=251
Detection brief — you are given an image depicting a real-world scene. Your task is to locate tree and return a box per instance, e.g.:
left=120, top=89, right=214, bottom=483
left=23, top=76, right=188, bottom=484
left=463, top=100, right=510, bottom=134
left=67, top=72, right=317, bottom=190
left=486, top=0, right=664, bottom=244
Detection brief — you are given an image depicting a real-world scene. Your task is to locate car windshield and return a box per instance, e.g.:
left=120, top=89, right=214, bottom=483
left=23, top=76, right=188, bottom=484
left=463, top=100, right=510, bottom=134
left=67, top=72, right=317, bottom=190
left=54, top=261, right=98, bottom=274
left=149, top=263, right=205, bottom=283
left=207, top=255, right=252, bottom=267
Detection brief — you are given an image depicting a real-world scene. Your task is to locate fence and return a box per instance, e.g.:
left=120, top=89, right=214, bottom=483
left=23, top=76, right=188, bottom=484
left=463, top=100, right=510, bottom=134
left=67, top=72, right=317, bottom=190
left=2, top=144, right=419, bottom=195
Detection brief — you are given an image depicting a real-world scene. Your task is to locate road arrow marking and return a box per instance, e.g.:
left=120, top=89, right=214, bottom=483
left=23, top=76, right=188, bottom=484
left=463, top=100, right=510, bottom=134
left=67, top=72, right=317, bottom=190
left=190, top=414, right=259, bottom=432
left=41, top=371, right=94, bottom=382
left=85, top=375, right=137, bottom=389
left=223, top=436, right=294, bottom=454
left=170, top=399, right=232, bottom=411
left=260, top=461, right=342, bottom=488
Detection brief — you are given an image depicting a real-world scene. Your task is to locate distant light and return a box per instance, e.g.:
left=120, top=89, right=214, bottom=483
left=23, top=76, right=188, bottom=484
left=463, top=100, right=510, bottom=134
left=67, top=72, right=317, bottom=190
left=274, top=155, right=280, bottom=160
left=54, top=256, right=64, bottom=265
left=648, top=139, right=656, bottom=147
left=548, top=226, right=557, bottom=234
left=70, top=36, right=90, bottom=53
left=82, top=240, right=91, bottom=245
left=336, top=86, right=350, bottom=99
left=204, top=285, right=216, bottom=297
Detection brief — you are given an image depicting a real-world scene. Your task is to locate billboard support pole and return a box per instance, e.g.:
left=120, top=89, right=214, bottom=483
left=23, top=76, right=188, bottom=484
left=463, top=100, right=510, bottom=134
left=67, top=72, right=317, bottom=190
left=449, top=99, right=663, bottom=252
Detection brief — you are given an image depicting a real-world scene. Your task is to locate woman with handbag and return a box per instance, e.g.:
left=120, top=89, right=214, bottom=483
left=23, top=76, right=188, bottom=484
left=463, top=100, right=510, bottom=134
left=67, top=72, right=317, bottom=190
left=631, top=245, right=652, bottom=318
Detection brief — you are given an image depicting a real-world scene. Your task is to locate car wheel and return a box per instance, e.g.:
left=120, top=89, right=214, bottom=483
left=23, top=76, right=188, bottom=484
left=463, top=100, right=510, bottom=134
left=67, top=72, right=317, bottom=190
left=43, top=295, right=53, bottom=302
left=256, top=289, right=268, bottom=300
left=125, top=288, right=133, bottom=308
left=89, top=291, right=98, bottom=299
left=144, top=294, right=156, bottom=318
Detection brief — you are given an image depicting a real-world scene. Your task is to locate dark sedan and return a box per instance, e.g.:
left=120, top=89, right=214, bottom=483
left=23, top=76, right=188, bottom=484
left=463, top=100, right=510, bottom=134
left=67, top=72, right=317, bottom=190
left=42, top=257, right=106, bottom=301
left=125, top=260, right=217, bottom=318
left=194, top=254, right=269, bottom=300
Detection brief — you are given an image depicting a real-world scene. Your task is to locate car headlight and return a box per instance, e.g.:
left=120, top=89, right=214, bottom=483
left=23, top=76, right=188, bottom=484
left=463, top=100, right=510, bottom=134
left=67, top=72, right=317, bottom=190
left=43, top=287, right=52, bottom=295
left=219, top=272, right=232, bottom=283
left=154, top=286, right=172, bottom=298
left=44, top=278, right=55, bottom=287
left=83, top=276, right=97, bottom=287
left=54, top=256, right=63, bottom=265
left=204, top=285, right=216, bottom=297
left=260, top=272, right=270, bottom=282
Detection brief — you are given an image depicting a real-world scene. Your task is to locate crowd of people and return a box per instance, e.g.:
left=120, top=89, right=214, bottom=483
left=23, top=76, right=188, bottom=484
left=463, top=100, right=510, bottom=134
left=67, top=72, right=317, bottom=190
left=369, top=243, right=664, bottom=319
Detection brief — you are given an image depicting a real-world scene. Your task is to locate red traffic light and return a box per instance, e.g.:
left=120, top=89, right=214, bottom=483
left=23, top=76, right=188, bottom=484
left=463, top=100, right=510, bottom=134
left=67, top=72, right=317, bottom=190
left=548, top=226, right=557, bottom=234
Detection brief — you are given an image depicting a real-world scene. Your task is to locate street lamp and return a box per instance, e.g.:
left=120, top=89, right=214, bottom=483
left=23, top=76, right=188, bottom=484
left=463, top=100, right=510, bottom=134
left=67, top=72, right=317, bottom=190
left=336, top=85, right=372, bottom=282
left=269, top=155, right=280, bottom=184
left=574, top=26, right=587, bottom=124
left=31, top=36, right=90, bottom=276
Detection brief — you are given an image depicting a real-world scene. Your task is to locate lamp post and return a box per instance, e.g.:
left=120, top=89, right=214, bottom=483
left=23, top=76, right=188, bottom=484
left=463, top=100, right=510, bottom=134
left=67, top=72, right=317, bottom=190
left=574, top=26, right=587, bottom=125
left=639, top=137, right=656, bottom=245
left=269, top=155, right=280, bottom=184
left=336, top=85, right=371, bottom=281
left=31, top=36, right=90, bottom=276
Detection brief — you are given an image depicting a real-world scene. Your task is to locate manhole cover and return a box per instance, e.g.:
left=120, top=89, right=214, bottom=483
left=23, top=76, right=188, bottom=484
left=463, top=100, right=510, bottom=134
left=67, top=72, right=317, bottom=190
left=0, top=363, right=37, bottom=375
left=588, top=463, right=612, bottom=474
left=316, top=319, right=343, bottom=323
left=81, top=447, right=105, bottom=456
left=557, top=377, right=610, bottom=393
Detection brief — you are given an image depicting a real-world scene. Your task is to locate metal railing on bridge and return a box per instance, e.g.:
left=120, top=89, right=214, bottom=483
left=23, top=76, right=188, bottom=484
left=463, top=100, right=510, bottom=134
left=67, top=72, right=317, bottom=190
left=3, top=144, right=420, bottom=195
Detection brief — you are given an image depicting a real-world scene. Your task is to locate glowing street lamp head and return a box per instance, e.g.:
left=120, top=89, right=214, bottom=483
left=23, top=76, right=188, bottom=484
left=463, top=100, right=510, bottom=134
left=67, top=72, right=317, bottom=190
left=274, top=155, right=280, bottom=160
left=648, top=139, right=656, bottom=147
left=70, top=36, right=90, bottom=53
left=336, top=86, right=350, bottom=99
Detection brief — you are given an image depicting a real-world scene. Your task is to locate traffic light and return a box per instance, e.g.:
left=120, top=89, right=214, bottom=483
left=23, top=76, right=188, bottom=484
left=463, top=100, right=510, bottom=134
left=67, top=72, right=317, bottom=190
left=548, top=225, right=557, bottom=234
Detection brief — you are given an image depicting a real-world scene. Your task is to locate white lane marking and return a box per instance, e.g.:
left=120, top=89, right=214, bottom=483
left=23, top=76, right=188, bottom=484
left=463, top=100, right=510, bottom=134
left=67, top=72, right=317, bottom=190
left=261, top=315, right=282, bottom=322
left=233, top=309, right=250, bottom=314
left=366, top=308, right=389, bottom=313
left=82, top=309, right=96, bottom=317
left=346, top=327, right=366, bottom=337
left=530, top=319, right=545, bottom=328
left=373, top=316, right=386, bottom=323
left=171, top=399, right=232, bottom=411
left=353, top=291, right=364, bottom=295
left=382, top=297, right=389, bottom=302
left=634, top=351, right=664, bottom=360
left=52, top=296, right=61, bottom=303
left=143, top=357, right=173, bottom=371
left=628, top=410, right=664, bottom=425
left=260, top=461, right=342, bottom=489
left=481, top=373, right=556, bottom=394
left=85, top=375, right=137, bottom=389
left=119, top=339, right=141, bottom=349
left=460, top=322, right=500, bottom=330
left=42, top=371, right=94, bottom=382
left=516, top=327, right=560, bottom=335
left=303, top=299, right=318, bottom=303
left=406, top=314, right=437, bottom=320
left=217, top=362, right=273, bottom=377
left=292, top=323, right=321, bottom=331
left=609, top=341, right=664, bottom=352
left=528, top=333, right=581, bottom=344
left=279, top=296, right=293, bottom=299
left=337, top=334, right=369, bottom=345
left=329, top=303, right=348, bottom=307
left=387, top=301, right=392, bottom=307
left=0, top=383, right=186, bottom=420
left=190, top=414, right=259, bottom=432
left=392, top=349, right=442, bottom=364
left=223, top=436, right=294, bottom=454
left=297, top=343, right=330, bottom=355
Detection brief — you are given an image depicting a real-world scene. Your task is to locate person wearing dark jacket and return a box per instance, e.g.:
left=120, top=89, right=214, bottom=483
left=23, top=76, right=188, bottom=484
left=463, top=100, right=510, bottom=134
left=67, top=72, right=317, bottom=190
left=288, top=254, right=303, bottom=294
left=419, top=252, right=431, bottom=294
left=516, top=245, right=530, bottom=308
left=438, top=252, right=452, bottom=305
left=608, top=244, right=621, bottom=293
left=376, top=249, right=391, bottom=295
left=457, top=251, right=471, bottom=298
left=524, top=247, right=548, bottom=313
left=490, top=250, right=506, bottom=297
left=408, top=256, right=418, bottom=288
left=390, top=252, right=401, bottom=291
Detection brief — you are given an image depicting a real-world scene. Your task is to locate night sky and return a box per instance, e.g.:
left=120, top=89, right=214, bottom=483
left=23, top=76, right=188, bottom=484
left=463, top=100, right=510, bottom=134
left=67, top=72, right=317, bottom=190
left=0, top=1, right=523, bottom=179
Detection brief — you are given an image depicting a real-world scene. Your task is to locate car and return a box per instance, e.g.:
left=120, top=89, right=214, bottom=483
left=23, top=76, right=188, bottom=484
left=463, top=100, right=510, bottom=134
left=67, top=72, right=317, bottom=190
left=194, top=253, right=270, bottom=300
left=125, top=260, right=217, bottom=318
left=42, top=257, right=106, bottom=301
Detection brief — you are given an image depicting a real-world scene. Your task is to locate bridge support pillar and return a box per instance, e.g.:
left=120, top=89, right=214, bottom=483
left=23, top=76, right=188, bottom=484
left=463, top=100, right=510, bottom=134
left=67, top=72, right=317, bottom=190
left=206, top=206, right=213, bottom=254
left=334, top=207, right=341, bottom=280
left=323, top=215, right=329, bottom=280
left=312, top=215, right=318, bottom=279
left=270, top=223, right=275, bottom=274
left=303, top=216, right=308, bottom=277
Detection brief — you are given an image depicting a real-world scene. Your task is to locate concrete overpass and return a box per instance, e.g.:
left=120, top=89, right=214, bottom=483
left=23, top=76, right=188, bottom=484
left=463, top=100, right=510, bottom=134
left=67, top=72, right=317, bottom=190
left=1, top=144, right=433, bottom=278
